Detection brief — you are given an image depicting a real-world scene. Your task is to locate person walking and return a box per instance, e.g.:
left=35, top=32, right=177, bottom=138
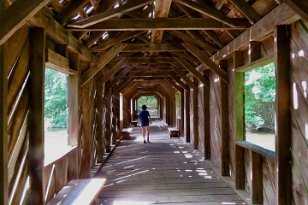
left=138, top=105, right=151, bottom=143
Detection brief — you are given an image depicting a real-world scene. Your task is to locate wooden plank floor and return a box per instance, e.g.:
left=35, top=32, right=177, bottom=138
left=92, top=122, right=247, bottom=205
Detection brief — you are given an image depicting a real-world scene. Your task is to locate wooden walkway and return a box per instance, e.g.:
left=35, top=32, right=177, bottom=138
left=92, top=122, right=247, bottom=205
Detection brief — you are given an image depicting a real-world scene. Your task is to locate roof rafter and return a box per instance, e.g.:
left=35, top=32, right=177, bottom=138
left=0, top=0, right=50, bottom=46
left=70, top=0, right=152, bottom=28
left=174, top=0, right=249, bottom=27
left=183, top=43, right=228, bottom=83
left=67, top=18, right=248, bottom=31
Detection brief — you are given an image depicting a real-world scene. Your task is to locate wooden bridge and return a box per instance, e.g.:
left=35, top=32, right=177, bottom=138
left=0, top=0, right=308, bottom=204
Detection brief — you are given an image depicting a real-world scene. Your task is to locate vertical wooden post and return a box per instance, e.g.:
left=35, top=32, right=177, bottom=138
left=203, top=71, right=211, bottom=159
left=180, top=90, right=184, bottom=136
left=275, top=25, right=291, bottom=205
left=234, top=52, right=244, bottom=141
left=0, top=45, right=8, bottom=205
left=68, top=71, right=80, bottom=146
left=193, top=77, right=199, bottom=149
left=96, top=86, right=104, bottom=163
left=251, top=151, right=263, bottom=204
left=185, top=89, right=190, bottom=143
left=105, top=87, right=112, bottom=153
left=234, top=51, right=245, bottom=189
left=29, top=27, right=45, bottom=205
left=219, top=60, right=230, bottom=176
left=235, top=145, right=245, bottom=189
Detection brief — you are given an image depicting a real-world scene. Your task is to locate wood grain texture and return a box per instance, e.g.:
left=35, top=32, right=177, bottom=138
left=275, top=25, right=291, bottom=205
left=28, top=27, right=45, bottom=205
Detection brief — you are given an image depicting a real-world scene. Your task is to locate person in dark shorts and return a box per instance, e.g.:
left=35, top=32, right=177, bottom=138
left=138, top=104, right=151, bottom=143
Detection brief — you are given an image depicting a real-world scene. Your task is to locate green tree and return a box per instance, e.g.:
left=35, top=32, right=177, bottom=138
left=245, top=63, right=276, bottom=130
left=137, top=96, right=158, bottom=116
left=44, top=68, right=68, bottom=128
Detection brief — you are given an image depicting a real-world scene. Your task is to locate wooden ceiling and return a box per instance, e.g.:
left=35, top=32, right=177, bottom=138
left=42, top=0, right=287, bottom=91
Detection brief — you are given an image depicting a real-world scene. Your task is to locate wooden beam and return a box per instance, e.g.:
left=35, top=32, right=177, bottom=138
left=175, top=57, right=209, bottom=87
left=67, top=18, right=248, bottom=31
left=284, top=0, right=308, bottom=22
left=212, top=3, right=299, bottom=61
left=228, top=0, right=261, bottom=24
left=174, top=0, right=249, bottom=27
left=97, top=58, right=127, bottom=84
left=0, top=45, right=8, bottom=205
left=203, top=70, right=211, bottom=159
left=29, top=27, right=45, bottom=205
left=168, top=75, right=190, bottom=91
left=45, top=48, right=77, bottom=75
left=93, top=43, right=186, bottom=52
left=219, top=60, right=230, bottom=176
left=275, top=25, right=291, bottom=205
left=192, top=77, right=198, bottom=149
left=167, top=30, right=218, bottom=50
left=150, top=0, right=172, bottom=55
left=91, top=31, right=145, bottom=50
left=185, top=89, right=190, bottom=143
left=29, top=10, right=93, bottom=62
left=0, top=0, right=50, bottom=45
left=126, top=57, right=178, bottom=64
left=172, top=66, right=197, bottom=90
left=81, top=44, right=126, bottom=86
left=183, top=43, right=229, bottom=83
left=235, top=145, right=245, bottom=189
left=58, top=0, right=89, bottom=24
left=68, top=54, right=80, bottom=146
left=71, top=0, right=151, bottom=28
left=251, top=152, right=263, bottom=204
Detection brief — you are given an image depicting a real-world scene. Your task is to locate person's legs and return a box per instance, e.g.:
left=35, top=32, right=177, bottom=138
left=141, top=126, right=146, bottom=143
left=145, top=126, right=150, bottom=142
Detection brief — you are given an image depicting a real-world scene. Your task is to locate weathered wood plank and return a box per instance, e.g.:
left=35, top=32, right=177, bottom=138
left=284, top=0, right=308, bottom=22
left=193, top=77, right=199, bottom=149
left=81, top=44, right=126, bottom=86
left=46, top=48, right=77, bottom=75
left=212, top=3, right=299, bottom=61
left=228, top=0, right=261, bottom=24
left=67, top=18, right=248, bottom=31
left=175, top=57, right=209, bottom=87
left=28, top=27, right=45, bottom=205
left=174, top=0, right=249, bottom=27
left=185, top=89, right=190, bottom=143
left=275, top=25, right=291, bottom=205
left=172, top=66, right=197, bottom=90
left=0, top=44, right=8, bottom=205
left=219, top=60, right=229, bottom=176
left=183, top=43, right=229, bottom=83
left=235, top=145, right=245, bottom=189
left=71, top=0, right=151, bottom=28
left=0, top=0, right=50, bottom=45
left=58, top=0, right=89, bottom=24
left=251, top=151, right=263, bottom=204
left=29, top=10, right=93, bottom=62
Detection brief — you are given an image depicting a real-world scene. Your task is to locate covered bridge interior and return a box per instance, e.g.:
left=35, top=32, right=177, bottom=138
left=0, top=0, right=308, bottom=204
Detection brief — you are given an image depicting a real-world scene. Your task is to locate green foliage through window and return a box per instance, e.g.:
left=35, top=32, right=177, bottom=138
left=244, top=62, right=276, bottom=132
left=44, top=68, right=68, bottom=129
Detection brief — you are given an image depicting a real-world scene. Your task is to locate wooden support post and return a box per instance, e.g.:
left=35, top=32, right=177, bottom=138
left=275, top=25, right=291, bottom=205
left=219, top=60, right=230, bottom=176
left=180, top=90, right=184, bottom=136
left=234, top=51, right=244, bottom=141
left=234, top=51, right=245, bottom=189
left=203, top=70, right=211, bottom=159
left=68, top=60, right=80, bottom=146
left=0, top=45, right=8, bottom=205
left=185, top=89, right=190, bottom=143
left=235, top=145, right=245, bottom=189
left=29, top=27, right=45, bottom=205
left=193, top=77, right=199, bottom=149
left=251, top=151, right=263, bottom=204
left=105, top=88, right=112, bottom=153
left=96, top=86, right=104, bottom=163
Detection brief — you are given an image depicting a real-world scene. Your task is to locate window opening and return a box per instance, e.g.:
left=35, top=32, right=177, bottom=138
left=137, top=96, right=159, bottom=117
